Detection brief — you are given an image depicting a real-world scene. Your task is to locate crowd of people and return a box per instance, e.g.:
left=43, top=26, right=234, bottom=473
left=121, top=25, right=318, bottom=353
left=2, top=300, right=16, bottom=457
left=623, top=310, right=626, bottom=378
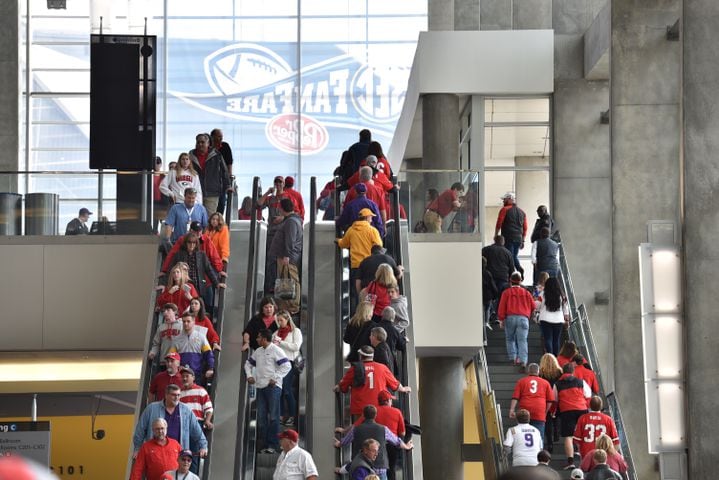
left=130, top=129, right=235, bottom=480
left=480, top=196, right=626, bottom=478
left=129, top=125, right=620, bottom=480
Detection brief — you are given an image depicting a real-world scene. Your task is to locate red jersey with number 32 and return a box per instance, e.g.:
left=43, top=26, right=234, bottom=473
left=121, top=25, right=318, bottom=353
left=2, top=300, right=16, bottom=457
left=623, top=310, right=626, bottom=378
left=338, top=361, right=400, bottom=415
left=573, top=411, right=619, bottom=458
left=512, top=375, right=554, bottom=422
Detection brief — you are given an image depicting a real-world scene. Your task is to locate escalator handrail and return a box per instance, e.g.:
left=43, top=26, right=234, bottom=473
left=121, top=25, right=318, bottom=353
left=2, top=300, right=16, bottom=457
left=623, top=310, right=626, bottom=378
left=333, top=175, right=355, bottom=469
left=199, top=189, right=233, bottom=479
left=235, top=176, right=262, bottom=480
left=304, top=176, right=318, bottom=452
left=556, top=231, right=637, bottom=480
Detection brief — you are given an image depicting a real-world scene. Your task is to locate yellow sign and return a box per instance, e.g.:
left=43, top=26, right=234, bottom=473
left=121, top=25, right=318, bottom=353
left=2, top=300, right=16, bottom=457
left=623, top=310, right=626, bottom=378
left=1, top=415, right=134, bottom=480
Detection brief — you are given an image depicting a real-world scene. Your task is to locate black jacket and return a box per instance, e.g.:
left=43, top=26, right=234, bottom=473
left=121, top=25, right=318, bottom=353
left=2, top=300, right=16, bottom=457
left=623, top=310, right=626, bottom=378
left=169, top=249, right=219, bottom=297
left=189, top=148, right=231, bottom=196
left=482, top=244, right=514, bottom=283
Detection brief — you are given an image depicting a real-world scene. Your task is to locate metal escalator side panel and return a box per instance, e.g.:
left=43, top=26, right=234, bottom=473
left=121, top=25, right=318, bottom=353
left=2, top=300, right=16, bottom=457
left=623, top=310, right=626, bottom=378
left=396, top=219, right=423, bottom=480
left=126, top=251, right=164, bottom=480
left=201, top=221, right=261, bottom=480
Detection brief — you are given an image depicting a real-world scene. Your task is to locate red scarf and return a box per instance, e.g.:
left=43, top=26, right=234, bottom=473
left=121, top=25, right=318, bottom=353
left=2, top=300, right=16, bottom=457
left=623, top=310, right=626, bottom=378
left=277, top=325, right=292, bottom=340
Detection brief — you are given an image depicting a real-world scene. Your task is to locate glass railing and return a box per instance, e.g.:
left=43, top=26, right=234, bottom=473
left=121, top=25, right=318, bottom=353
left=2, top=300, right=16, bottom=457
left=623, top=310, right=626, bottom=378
left=399, top=169, right=480, bottom=235
left=556, top=231, right=637, bottom=480
left=0, top=170, right=237, bottom=235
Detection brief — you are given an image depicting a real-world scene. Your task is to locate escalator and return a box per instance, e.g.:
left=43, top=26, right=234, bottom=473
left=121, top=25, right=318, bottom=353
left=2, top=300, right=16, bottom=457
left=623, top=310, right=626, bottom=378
left=318, top=177, right=422, bottom=478
left=127, top=191, right=246, bottom=480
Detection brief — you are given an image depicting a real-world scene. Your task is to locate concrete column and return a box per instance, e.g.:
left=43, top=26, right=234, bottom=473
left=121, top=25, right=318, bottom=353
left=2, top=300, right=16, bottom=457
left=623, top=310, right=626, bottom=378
left=429, top=0, right=454, bottom=30
left=0, top=1, right=19, bottom=192
left=552, top=0, right=612, bottom=388
left=454, top=0, right=479, bottom=30
left=418, top=357, right=463, bottom=480
left=611, top=1, right=681, bottom=479
left=682, top=0, right=719, bottom=477
left=422, top=93, right=459, bottom=172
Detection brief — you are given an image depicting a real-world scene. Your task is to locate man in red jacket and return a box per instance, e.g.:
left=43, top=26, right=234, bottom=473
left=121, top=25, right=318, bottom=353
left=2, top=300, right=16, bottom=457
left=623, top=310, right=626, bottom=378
left=572, top=354, right=600, bottom=396
left=553, top=363, right=591, bottom=470
left=498, top=272, right=535, bottom=371
left=284, top=176, right=306, bottom=221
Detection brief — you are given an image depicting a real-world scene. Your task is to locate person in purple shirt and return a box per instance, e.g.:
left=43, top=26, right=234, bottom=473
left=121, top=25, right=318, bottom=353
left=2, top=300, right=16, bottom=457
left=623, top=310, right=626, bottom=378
left=337, top=183, right=385, bottom=237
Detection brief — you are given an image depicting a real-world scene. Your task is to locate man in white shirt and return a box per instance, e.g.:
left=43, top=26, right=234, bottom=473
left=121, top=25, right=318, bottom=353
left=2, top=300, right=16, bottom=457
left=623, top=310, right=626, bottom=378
left=273, top=429, right=318, bottom=480
left=503, top=409, right=543, bottom=467
left=245, top=328, right=292, bottom=454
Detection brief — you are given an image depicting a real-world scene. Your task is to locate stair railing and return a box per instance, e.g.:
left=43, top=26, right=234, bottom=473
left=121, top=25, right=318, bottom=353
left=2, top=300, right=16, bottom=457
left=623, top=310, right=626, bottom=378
left=556, top=231, right=637, bottom=480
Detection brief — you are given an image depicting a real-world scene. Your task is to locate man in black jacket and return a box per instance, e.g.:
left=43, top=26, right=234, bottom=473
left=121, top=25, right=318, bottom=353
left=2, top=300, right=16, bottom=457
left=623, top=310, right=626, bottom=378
left=189, top=133, right=231, bottom=214
left=267, top=198, right=303, bottom=314
left=530, top=205, right=555, bottom=243
left=65, top=207, right=92, bottom=235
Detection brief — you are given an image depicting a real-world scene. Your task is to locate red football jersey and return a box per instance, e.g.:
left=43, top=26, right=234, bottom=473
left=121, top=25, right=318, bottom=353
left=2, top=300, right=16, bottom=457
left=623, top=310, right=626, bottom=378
left=574, top=364, right=600, bottom=395
left=573, top=411, right=620, bottom=458
left=512, top=375, right=554, bottom=422
left=338, top=361, right=400, bottom=415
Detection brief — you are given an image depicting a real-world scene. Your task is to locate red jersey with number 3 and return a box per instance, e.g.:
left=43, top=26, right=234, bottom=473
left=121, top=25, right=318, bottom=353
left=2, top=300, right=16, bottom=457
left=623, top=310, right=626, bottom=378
left=338, top=361, right=400, bottom=415
left=512, top=375, right=554, bottom=422
left=573, top=411, right=620, bottom=458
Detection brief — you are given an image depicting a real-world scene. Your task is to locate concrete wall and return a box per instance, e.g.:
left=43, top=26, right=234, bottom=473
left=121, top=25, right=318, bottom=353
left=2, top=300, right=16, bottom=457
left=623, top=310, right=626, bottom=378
left=0, top=236, right=157, bottom=351
left=682, top=0, right=719, bottom=477
left=0, top=0, right=19, bottom=192
left=611, top=1, right=681, bottom=478
left=552, top=0, right=613, bottom=394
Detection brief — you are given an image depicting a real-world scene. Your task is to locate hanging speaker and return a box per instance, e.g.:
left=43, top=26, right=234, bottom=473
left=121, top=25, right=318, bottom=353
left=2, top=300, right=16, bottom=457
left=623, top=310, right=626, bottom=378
left=90, top=34, right=156, bottom=171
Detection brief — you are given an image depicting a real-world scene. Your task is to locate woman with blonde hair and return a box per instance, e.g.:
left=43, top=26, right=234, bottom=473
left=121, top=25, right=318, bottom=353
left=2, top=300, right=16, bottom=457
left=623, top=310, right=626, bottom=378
left=159, top=152, right=203, bottom=204
left=206, top=212, right=230, bottom=262
left=272, top=310, right=303, bottom=426
left=538, top=353, right=563, bottom=452
left=155, top=263, right=197, bottom=313
left=343, top=301, right=376, bottom=362
left=580, top=433, right=628, bottom=477
left=361, top=263, right=398, bottom=321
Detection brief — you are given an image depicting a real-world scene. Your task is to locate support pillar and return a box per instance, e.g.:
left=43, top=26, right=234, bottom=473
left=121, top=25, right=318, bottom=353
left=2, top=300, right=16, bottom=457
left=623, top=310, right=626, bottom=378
left=418, top=357, right=463, bottom=480
left=0, top=0, right=20, bottom=192
left=611, top=1, right=681, bottom=479
left=683, top=0, right=719, bottom=477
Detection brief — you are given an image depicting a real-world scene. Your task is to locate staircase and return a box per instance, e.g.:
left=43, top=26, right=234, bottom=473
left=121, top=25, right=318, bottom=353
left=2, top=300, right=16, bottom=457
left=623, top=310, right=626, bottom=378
left=485, top=322, right=577, bottom=478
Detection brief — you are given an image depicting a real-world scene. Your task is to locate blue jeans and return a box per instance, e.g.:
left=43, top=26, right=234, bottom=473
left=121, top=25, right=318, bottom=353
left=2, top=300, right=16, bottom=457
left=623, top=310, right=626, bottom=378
left=530, top=420, right=546, bottom=440
left=281, top=363, right=297, bottom=418
left=257, top=384, right=281, bottom=449
left=539, top=321, right=563, bottom=356
left=504, top=315, right=529, bottom=364
left=505, top=241, right=523, bottom=273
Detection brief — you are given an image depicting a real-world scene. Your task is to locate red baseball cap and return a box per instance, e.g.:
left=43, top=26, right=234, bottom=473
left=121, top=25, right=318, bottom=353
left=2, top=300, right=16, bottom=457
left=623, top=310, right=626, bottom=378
left=278, top=429, right=299, bottom=442
left=165, top=352, right=180, bottom=362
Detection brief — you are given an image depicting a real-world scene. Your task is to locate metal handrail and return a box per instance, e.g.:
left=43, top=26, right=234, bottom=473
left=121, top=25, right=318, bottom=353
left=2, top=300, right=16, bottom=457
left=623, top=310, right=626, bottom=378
left=304, top=177, right=317, bottom=451
left=236, top=176, right=262, bottom=480
left=556, top=232, right=637, bottom=480
left=333, top=176, right=352, bottom=469
left=199, top=189, right=233, bottom=479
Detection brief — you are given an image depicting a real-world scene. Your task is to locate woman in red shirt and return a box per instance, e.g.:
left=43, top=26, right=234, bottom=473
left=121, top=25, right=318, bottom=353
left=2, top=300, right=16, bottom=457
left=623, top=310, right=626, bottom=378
left=242, top=296, right=279, bottom=351
left=362, top=264, right=397, bottom=321
left=155, top=263, right=197, bottom=314
left=557, top=341, right=579, bottom=367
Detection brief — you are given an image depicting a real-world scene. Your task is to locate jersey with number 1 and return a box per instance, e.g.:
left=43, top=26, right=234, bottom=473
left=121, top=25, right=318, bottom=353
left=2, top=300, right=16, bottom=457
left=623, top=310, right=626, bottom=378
left=338, top=361, right=400, bottom=415
left=503, top=424, right=543, bottom=466
left=512, top=375, right=554, bottom=422
left=573, top=411, right=619, bottom=458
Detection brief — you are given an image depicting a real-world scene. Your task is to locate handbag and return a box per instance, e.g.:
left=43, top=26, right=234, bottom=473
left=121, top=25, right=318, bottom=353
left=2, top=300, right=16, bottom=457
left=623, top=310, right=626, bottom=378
left=274, top=263, right=297, bottom=300
left=294, top=351, right=306, bottom=373
left=363, top=281, right=378, bottom=306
